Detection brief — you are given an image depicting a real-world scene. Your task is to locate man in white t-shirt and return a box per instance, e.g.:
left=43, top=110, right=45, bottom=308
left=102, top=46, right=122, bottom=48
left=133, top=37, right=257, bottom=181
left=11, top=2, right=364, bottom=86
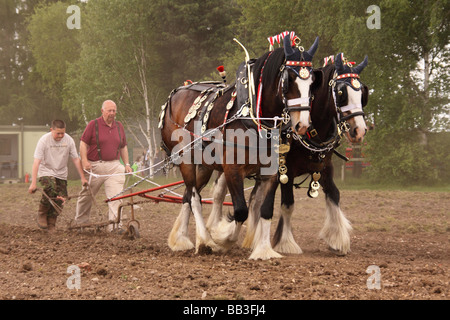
left=28, top=120, right=87, bottom=232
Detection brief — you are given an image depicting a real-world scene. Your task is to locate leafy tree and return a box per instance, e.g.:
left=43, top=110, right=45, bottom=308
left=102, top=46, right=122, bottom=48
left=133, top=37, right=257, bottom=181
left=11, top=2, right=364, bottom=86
left=0, top=0, right=76, bottom=127
left=332, top=0, right=450, bottom=184
left=63, top=0, right=237, bottom=174
left=27, top=1, right=80, bottom=100
left=232, top=0, right=449, bottom=185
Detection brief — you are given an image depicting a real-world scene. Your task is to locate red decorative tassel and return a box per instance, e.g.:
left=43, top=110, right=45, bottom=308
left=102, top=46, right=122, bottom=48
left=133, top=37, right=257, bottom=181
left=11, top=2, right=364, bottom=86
left=217, top=65, right=227, bottom=83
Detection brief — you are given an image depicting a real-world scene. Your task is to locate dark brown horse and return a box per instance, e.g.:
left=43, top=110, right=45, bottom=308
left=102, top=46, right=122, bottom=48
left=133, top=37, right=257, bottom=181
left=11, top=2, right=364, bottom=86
left=271, top=53, right=369, bottom=257
left=208, top=53, right=369, bottom=259
left=160, top=34, right=320, bottom=254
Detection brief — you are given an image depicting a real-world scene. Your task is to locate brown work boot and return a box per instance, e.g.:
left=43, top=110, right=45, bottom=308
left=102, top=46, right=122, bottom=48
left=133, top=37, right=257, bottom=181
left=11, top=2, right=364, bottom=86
left=36, top=204, right=49, bottom=230
left=47, top=215, right=57, bottom=233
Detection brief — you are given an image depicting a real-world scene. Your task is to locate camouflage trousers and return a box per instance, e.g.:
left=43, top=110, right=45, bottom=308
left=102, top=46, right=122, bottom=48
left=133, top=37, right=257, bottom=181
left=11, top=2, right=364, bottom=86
left=39, top=176, right=68, bottom=217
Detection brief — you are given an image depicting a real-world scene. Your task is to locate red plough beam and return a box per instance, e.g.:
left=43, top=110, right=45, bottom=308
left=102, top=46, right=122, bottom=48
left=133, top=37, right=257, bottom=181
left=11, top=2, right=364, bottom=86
left=106, top=180, right=233, bottom=206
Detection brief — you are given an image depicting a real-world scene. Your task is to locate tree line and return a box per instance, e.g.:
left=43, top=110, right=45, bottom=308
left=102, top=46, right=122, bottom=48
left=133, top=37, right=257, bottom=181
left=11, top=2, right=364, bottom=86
left=1, top=0, right=449, bottom=184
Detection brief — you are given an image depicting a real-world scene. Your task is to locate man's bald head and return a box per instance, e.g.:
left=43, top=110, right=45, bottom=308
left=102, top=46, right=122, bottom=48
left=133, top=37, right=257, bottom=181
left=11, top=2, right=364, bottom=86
left=101, top=100, right=117, bottom=125
left=102, top=100, right=117, bottom=110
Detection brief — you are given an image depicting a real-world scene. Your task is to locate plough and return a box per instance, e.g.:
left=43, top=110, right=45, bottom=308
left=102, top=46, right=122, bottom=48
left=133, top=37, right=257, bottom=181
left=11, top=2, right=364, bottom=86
left=68, top=180, right=233, bottom=239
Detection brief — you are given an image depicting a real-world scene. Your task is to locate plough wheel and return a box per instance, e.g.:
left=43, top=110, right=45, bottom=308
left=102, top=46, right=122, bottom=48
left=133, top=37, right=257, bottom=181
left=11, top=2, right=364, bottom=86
left=127, top=220, right=140, bottom=240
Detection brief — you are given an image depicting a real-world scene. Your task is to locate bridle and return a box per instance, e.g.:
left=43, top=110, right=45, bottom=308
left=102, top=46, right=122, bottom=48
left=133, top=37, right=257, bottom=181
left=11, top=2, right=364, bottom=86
left=330, top=72, right=366, bottom=124
left=245, top=53, right=315, bottom=135
left=280, top=60, right=314, bottom=115
left=291, top=66, right=368, bottom=160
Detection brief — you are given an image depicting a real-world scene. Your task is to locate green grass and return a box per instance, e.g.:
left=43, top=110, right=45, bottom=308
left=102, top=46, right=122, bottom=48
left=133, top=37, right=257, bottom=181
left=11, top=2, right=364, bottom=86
left=335, top=176, right=450, bottom=192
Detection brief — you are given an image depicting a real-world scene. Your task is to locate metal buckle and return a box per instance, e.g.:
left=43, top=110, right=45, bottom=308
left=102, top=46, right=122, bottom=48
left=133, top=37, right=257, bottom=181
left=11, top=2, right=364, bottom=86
left=341, top=122, right=350, bottom=133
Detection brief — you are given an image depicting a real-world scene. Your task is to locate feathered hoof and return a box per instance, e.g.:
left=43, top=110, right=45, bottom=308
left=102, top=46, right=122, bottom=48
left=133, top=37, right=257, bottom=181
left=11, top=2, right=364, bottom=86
left=249, top=246, right=283, bottom=260
left=328, top=246, right=349, bottom=256
left=196, top=243, right=214, bottom=255
left=210, top=220, right=241, bottom=252
left=168, top=236, right=194, bottom=251
left=195, top=236, right=225, bottom=254
left=241, top=231, right=255, bottom=249
left=273, top=241, right=303, bottom=255
left=210, top=239, right=235, bottom=253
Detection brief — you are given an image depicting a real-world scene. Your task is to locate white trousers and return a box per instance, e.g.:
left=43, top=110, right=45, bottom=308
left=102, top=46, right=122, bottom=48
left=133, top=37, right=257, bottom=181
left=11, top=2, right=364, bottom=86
left=74, top=160, right=125, bottom=231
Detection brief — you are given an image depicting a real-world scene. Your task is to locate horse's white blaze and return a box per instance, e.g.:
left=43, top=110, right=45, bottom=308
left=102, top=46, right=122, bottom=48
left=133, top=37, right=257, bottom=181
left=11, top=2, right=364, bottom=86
left=273, top=203, right=302, bottom=254
left=249, top=218, right=283, bottom=260
left=168, top=202, right=194, bottom=251
left=319, top=197, right=352, bottom=255
left=351, top=107, right=366, bottom=139
left=289, top=77, right=312, bottom=134
left=346, top=88, right=367, bottom=141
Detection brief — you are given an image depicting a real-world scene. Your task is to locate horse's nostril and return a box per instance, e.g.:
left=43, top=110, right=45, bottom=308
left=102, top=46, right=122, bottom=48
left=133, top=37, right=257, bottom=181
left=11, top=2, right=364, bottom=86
left=295, top=122, right=300, bottom=132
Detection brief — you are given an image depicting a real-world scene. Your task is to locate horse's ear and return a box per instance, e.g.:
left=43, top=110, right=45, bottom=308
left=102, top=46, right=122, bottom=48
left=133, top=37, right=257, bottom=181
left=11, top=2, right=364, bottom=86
left=335, top=53, right=344, bottom=73
left=353, top=55, right=368, bottom=74
left=311, top=69, right=323, bottom=93
left=306, top=36, right=319, bottom=58
left=283, top=33, right=295, bottom=57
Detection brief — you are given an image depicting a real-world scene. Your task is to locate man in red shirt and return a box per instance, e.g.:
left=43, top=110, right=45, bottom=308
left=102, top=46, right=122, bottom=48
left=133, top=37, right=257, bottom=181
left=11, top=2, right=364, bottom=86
left=74, top=100, right=132, bottom=232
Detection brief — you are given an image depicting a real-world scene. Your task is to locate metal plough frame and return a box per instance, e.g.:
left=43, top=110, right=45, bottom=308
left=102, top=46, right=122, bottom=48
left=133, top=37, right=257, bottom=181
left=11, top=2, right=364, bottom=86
left=99, top=180, right=234, bottom=239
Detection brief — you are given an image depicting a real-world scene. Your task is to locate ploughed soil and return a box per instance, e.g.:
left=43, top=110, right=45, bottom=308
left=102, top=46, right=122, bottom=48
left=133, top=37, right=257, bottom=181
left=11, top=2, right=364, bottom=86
left=0, top=181, right=448, bottom=301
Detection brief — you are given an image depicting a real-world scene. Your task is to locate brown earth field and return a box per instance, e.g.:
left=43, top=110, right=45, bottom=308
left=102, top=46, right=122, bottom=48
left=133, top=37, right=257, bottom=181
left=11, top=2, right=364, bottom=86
left=0, top=180, right=448, bottom=302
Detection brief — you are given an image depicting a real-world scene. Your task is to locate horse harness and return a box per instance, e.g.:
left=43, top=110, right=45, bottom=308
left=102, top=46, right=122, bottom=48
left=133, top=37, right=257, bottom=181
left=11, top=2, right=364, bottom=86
left=289, top=65, right=368, bottom=197
left=158, top=48, right=353, bottom=189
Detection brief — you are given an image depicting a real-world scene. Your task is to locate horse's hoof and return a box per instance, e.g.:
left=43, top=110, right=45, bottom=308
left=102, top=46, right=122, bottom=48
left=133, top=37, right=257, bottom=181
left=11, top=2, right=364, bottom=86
left=249, top=247, right=283, bottom=260
left=196, top=244, right=213, bottom=255
left=328, top=246, right=348, bottom=256
left=168, top=237, right=194, bottom=251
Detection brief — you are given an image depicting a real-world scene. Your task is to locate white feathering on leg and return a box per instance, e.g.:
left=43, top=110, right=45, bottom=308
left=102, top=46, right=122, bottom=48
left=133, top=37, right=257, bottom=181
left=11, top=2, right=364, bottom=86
left=210, top=219, right=242, bottom=252
left=191, top=188, right=221, bottom=253
left=206, top=174, right=227, bottom=231
left=273, top=204, right=302, bottom=254
left=319, top=197, right=352, bottom=255
left=249, top=218, right=283, bottom=260
left=168, top=203, right=194, bottom=251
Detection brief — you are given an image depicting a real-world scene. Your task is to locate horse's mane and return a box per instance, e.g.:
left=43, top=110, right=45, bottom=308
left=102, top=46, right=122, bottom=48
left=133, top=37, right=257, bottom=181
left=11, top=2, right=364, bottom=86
left=321, top=64, right=336, bottom=84
left=252, top=47, right=286, bottom=90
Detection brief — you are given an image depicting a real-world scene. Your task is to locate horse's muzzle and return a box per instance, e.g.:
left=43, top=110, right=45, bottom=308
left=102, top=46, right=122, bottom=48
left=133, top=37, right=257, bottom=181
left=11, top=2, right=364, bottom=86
left=295, top=122, right=308, bottom=136
left=348, top=126, right=367, bottom=143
